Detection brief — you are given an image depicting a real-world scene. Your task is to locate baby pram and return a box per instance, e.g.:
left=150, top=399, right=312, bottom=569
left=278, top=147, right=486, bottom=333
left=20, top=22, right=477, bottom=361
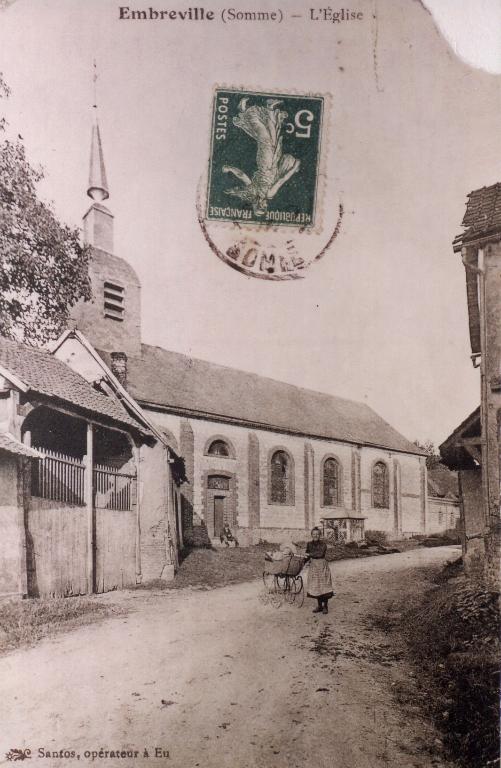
left=262, top=552, right=307, bottom=607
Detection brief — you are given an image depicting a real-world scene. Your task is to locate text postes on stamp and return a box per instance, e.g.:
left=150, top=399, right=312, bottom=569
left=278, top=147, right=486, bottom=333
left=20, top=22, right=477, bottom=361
left=206, top=89, right=324, bottom=228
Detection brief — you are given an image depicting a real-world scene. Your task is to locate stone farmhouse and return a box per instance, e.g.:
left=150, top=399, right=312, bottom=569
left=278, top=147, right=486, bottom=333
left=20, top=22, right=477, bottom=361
left=440, top=182, right=501, bottom=588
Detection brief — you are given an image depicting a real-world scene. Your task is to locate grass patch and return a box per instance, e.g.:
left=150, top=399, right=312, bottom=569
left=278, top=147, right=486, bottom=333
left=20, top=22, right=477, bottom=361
left=171, top=545, right=273, bottom=589
left=420, top=531, right=462, bottom=547
left=365, top=529, right=388, bottom=546
left=0, top=597, right=125, bottom=656
left=324, top=539, right=420, bottom=560
left=378, top=559, right=500, bottom=768
left=136, top=543, right=277, bottom=591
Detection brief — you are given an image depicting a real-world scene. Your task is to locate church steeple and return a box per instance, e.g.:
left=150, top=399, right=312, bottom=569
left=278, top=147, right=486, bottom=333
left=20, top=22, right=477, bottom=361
left=87, top=64, right=109, bottom=202
left=83, top=64, right=114, bottom=253
left=87, top=114, right=109, bottom=202
left=72, top=63, right=142, bottom=358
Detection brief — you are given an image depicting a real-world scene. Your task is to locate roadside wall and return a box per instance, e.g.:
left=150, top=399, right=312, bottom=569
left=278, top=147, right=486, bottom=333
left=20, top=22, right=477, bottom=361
left=427, top=498, right=460, bottom=534
left=139, top=440, right=177, bottom=582
left=459, top=468, right=485, bottom=579
left=0, top=453, right=26, bottom=598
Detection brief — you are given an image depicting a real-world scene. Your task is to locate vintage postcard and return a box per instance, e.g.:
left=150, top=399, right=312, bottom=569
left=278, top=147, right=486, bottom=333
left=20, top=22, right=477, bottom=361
left=0, top=2, right=499, bottom=768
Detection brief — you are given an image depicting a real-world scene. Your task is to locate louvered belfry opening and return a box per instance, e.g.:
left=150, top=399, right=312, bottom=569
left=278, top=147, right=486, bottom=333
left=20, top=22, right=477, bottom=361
left=103, top=280, right=125, bottom=321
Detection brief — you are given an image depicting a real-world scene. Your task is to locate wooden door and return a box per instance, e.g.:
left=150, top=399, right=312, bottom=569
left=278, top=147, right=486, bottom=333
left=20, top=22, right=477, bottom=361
left=214, top=496, right=225, bottom=538
left=93, top=469, right=137, bottom=593
left=26, top=497, right=88, bottom=598
left=94, top=507, right=136, bottom=593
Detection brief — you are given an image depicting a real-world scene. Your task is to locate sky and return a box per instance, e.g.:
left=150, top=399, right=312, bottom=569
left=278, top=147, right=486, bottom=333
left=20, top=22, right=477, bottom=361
left=0, top=0, right=500, bottom=448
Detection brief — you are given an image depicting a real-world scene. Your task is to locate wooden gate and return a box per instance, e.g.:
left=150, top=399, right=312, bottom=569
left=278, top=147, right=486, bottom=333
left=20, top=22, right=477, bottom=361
left=93, top=464, right=137, bottom=593
left=27, top=452, right=137, bottom=597
left=28, top=450, right=87, bottom=597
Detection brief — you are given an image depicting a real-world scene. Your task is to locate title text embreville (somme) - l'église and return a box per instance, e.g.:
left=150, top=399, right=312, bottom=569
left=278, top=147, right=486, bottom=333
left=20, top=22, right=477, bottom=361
left=118, top=7, right=364, bottom=23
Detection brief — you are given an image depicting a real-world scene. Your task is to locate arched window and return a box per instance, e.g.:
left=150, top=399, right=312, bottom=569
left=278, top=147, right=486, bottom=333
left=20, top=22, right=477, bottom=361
left=207, top=439, right=230, bottom=457
left=270, top=450, right=293, bottom=504
left=372, top=461, right=389, bottom=508
left=323, top=458, right=340, bottom=506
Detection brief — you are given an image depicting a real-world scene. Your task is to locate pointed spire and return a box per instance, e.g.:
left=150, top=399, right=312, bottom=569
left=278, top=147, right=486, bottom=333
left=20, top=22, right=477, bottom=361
left=87, top=61, right=109, bottom=202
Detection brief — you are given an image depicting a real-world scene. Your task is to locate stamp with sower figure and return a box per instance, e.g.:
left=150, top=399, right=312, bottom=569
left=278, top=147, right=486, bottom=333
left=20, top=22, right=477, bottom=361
left=206, top=89, right=324, bottom=228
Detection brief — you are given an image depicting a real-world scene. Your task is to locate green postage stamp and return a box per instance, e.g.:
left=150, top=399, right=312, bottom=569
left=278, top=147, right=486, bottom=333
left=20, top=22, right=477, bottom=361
left=206, top=89, right=324, bottom=228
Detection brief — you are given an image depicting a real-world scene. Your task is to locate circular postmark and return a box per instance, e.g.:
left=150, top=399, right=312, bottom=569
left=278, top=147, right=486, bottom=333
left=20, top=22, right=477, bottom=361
left=199, top=87, right=341, bottom=279
left=197, top=189, right=343, bottom=281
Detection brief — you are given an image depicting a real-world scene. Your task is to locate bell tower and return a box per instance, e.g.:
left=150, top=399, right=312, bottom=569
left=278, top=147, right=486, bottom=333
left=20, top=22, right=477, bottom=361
left=70, top=65, right=142, bottom=358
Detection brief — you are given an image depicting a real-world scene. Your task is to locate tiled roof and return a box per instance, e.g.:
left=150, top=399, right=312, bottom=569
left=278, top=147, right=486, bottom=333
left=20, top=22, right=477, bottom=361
left=100, top=344, right=424, bottom=455
left=453, top=183, right=501, bottom=250
left=0, top=336, right=147, bottom=434
left=0, top=432, right=43, bottom=458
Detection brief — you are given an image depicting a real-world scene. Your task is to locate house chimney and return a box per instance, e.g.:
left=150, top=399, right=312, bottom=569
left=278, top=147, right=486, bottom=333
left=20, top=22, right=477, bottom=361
left=110, top=351, right=128, bottom=388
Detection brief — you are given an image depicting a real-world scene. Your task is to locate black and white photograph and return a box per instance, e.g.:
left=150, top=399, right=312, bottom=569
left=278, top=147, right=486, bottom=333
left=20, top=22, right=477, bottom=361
left=0, top=1, right=499, bottom=766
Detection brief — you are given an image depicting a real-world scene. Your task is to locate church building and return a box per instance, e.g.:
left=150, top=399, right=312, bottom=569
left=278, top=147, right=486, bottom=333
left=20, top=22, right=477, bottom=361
left=55, top=111, right=428, bottom=578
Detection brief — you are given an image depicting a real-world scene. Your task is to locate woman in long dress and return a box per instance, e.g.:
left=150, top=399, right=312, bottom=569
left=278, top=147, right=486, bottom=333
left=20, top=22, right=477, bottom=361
left=306, top=527, right=334, bottom=614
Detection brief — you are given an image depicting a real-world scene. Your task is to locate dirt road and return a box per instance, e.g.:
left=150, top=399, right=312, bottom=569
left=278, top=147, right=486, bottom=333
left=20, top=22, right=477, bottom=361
left=0, top=546, right=459, bottom=768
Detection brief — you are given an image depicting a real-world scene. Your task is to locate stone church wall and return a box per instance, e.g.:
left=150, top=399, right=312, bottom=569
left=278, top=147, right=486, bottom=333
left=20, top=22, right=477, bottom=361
left=140, top=407, right=425, bottom=544
left=398, top=453, right=426, bottom=536
left=311, top=439, right=354, bottom=527
left=193, top=421, right=249, bottom=529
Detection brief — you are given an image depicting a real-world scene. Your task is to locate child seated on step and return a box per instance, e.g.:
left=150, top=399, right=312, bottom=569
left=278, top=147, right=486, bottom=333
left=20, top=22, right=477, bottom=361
left=220, top=523, right=239, bottom=547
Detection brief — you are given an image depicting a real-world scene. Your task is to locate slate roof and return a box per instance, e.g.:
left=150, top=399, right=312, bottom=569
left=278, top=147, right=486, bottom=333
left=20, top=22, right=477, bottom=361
left=427, top=463, right=459, bottom=501
left=0, top=432, right=44, bottom=458
left=453, top=183, right=501, bottom=251
left=100, top=344, right=424, bottom=455
left=0, top=336, right=147, bottom=435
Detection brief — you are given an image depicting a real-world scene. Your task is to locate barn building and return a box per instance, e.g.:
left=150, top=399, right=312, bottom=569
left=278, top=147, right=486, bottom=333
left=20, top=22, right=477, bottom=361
left=440, top=182, right=501, bottom=588
left=0, top=333, right=184, bottom=598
